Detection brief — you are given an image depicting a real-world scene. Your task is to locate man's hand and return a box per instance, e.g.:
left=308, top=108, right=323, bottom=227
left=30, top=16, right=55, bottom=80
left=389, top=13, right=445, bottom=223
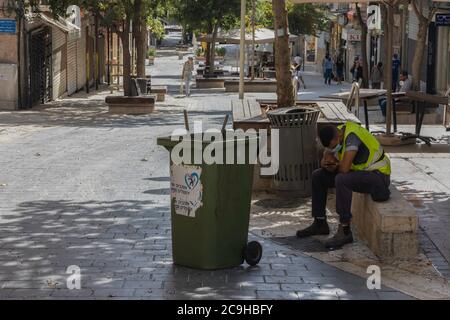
left=321, top=152, right=338, bottom=172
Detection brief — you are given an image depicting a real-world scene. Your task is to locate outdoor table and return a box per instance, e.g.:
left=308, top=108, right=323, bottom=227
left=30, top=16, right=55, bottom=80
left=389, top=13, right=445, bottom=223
left=399, top=91, right=449, bottom=145
left=320, top=89, right=387, bottom=131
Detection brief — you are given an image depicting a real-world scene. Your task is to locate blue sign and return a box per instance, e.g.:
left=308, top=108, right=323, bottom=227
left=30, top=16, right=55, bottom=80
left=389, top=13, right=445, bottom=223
left=436, top=14, right=450, bottom=27
left=0, top=19, right=16, bottom=33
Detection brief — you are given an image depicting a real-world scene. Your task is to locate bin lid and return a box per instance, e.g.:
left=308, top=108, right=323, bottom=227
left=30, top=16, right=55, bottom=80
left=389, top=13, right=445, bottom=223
left=267, top=106, right=321, bottom=128
left=267, top=106, right=319, bottom=116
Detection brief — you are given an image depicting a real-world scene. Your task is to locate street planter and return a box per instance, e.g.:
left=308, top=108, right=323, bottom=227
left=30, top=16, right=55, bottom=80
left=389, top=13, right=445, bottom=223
left=196, top=77, right=225, bottom=89
left=105, top=96, right=156, bottom=115
left=224, top=79, right=277, bottom=93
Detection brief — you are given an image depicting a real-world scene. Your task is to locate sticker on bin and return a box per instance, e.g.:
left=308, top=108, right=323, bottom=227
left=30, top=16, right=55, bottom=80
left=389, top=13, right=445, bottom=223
left=170, top=165, right=203, bottom=218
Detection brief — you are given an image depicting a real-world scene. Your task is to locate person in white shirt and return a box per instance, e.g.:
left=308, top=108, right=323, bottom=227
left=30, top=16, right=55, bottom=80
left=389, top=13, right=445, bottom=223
left=378, top=70, right=412, bottom=121
left=294, top=55, right=302, bottom=67
left=181, top=57, right=195, bottom=97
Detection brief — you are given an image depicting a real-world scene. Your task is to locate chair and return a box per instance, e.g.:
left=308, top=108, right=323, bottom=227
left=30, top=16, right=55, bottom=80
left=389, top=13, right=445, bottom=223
left=346, top=82, right=360, bottom=117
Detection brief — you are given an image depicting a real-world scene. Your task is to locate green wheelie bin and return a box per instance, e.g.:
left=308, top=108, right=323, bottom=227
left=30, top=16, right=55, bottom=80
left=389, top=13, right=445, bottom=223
left=157, top=133, right=262, bottom=270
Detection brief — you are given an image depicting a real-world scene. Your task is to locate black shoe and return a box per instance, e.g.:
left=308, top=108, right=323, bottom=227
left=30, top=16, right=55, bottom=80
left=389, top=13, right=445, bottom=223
left=296, top=220, right=330, bottom=238
left=323, top=224, right=354, bottom=250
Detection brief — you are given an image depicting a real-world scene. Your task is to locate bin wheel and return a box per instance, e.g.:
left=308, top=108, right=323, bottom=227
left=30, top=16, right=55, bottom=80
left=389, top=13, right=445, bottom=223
left=244, top=241, right=263, bottom=266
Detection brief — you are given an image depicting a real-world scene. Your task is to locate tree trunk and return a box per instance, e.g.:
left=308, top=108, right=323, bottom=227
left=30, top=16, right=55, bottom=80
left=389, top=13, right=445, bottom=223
left=119, top=21, right=132, bottom=96
left=135, top=25, right=147, bottom=78
left=385, top=4, right=394, bottom=134
left=133, top=0, right=146, bottom=78
left=272, top=0, right=294, bottom=108
left=205, top=42, right=211, bottom=69
left=380, top=4, right=388, bottom=86
left=411, top=19, right=428, bottom=91
left=356, top=6, right=369, bottom=88
left=95, top=12, right=99, bottom=90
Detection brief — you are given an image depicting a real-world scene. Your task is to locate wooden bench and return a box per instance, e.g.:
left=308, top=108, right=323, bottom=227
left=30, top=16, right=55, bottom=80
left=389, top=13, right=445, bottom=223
left=150, top=85, right=168, bottom=102
left=232, top=98, right=270, bottom=132
left=231, top=98, right=272, bottom=191
left=105, top=96, right=156, bottom=115
left=352, top=186, right=419, bottom=259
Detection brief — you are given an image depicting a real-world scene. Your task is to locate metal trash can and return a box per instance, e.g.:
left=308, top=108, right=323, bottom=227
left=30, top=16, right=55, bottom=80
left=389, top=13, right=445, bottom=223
left=267, top=106, right=321, bottom=197
left=157, top=134, right=263, bottom=270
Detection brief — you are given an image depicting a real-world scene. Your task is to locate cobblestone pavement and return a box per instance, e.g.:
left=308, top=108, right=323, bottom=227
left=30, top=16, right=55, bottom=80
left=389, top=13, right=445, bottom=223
left=0, top=46, right=416, bottom=300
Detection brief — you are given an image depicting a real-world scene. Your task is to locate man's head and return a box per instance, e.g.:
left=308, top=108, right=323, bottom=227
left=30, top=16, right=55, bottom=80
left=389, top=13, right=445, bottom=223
left=319, top=125, right=342, bottom=150
left=400, top=70, right=408, bottom=81
left=393, top=53, right=398, bottom=60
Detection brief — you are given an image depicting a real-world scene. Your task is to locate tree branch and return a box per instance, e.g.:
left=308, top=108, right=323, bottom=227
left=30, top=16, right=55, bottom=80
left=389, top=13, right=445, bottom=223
left=355, top=3, right=366, bottom=28
left=411, top=0, right=421, bottom=19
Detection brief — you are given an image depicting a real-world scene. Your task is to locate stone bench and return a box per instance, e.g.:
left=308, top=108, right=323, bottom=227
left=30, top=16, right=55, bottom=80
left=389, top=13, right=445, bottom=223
left=225, top=79, right=277, bottom=93
left=196, top=77, right=225, bottom=89
left=351, top=186, right=419, bottom=259
left=105, top=96, right=156, bottom=115
left=150, top=86, right=168, bottom=102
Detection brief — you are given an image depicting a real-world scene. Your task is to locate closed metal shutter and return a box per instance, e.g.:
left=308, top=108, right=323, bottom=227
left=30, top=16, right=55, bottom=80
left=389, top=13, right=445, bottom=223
left=408, top=9, right=419, bottom=41
left=52, top=27, right=67, bottom=100
left=67, top=39, right=77, bottom=95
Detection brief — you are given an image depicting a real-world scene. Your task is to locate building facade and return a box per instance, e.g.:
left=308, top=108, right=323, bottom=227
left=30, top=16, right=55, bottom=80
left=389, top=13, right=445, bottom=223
left=0, top=1, right=102, bottom=110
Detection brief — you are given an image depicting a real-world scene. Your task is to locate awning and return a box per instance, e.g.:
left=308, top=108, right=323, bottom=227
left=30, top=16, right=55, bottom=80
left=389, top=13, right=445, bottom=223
left=198, top=28, right=298, bottom=44
left=27, top=12, right=81, bottom=40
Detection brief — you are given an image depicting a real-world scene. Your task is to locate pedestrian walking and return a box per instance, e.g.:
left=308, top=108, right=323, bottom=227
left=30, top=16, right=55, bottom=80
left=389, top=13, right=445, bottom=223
left=181, top=56, right=194, bottom=97
left=335, top=56, right=345, bottom=85
left=350, top=60, right=363, bottom=83
left=323, top=55, right=333, bottom=85
left=371, top=62, right=383, bottom=89
left=392, top=53, right=401, bottom=91
left=292, top=62, right=306, bottom=93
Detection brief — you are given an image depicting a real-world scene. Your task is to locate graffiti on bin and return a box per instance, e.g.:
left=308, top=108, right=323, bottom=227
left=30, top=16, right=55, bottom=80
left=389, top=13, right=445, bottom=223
left=171, top=165, right=203, bottom=218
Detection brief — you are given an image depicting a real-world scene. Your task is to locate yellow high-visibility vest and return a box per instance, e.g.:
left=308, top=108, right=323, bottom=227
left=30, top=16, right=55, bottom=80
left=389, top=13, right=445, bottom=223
left=337, top=122, right=391, bottom=175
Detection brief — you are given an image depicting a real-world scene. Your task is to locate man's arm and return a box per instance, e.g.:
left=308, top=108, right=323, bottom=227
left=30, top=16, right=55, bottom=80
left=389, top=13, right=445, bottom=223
left=337, top=133, right=360, bottom=173
left=338, top=151, right=357, bottom=174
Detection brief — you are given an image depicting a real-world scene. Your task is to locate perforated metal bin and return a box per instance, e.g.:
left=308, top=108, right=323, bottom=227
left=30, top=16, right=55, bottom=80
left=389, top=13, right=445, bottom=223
left=267, top=106, right=321, bottom=197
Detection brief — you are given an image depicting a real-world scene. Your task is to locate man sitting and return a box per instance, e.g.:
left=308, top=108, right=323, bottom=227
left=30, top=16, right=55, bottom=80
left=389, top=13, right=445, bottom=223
left=378, top=70, right=412, bottom=122
left=296, top=122, right=392, bottom=249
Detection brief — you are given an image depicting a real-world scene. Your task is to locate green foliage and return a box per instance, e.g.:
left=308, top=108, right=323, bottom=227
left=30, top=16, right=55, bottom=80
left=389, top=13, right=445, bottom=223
left=148, top=47, right=156, bottom=57
left=215, top=47, right=226, bottom=56
left=195, top=47, right=205, bottom=57
left=147, top=17, right=165, bottom=40
left=287, top=3, right=330, bottom=36
left=252, top=0, right=274, bottom=29
left=171, top=0, right=241, bottom=34
left=248, top=1, right=330, bottom=36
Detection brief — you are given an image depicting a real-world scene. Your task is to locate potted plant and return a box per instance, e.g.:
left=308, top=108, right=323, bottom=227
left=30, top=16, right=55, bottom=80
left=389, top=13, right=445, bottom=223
left=148, top=47, right=156, bottom=65
left=215, top=47, right=226, bottom=61
left=195, top=47, right=206, bottom=63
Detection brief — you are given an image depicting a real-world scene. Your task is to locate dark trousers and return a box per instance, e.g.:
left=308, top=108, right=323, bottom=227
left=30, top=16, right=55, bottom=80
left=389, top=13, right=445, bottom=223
left=311, top=168, right=390, bottom=223
left=379, top=98, right=397, bottom=117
